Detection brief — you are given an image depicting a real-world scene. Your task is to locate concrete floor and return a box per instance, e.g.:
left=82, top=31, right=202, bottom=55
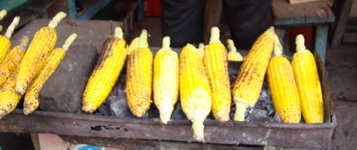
left=0, top=17, right=356, bottom=149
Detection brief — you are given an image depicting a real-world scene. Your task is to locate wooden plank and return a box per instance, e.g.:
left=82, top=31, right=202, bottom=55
left=203, top=0, right=222, bottom=44
left=272, top=0, right=335, bottom=26
left=332, top=0, right=354, bottom=48
left=289, top=0, right=323, bottom=4
left=342, top=32, right=357, bottom=43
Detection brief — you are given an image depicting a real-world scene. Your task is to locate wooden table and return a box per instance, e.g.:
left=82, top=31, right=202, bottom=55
left=272, top=0, right=335, bottom=62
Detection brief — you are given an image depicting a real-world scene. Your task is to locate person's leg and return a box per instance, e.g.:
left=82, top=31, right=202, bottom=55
left=160, top=0, right=206, bottom=47
left=223, top=0, right=272, bottom=50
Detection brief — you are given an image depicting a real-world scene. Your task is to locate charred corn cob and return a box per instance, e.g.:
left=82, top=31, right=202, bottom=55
left=82, top=27, right=128, bottom=113
left=128, top=36, right=149, bottom=55
left=292, top=34, right=323, bottom=123
left=197, top=43, right=204, bottom=59
left=24, top=33, right=77, bottom=115
left=153, top=36, right=179, bottom=124
left=15, top=12, right=66, bottom=95
left=0, top=10, right=7, bottom=32
left=267, top=35, right=301, bottom=123
left=232, top=27, right=275, bottom=121
left=0, top=16, right=20, bottom=63
left=0, top=36, right=29, bottom=87
left=0, top=69, right=22, bottom=119
left=203, top=27, right=231, bottom=122
left=126, top=30, right=153, bottom=117
left=227, top=39, right=243, bottom=61
left=180, top=44, right=212, bottom=141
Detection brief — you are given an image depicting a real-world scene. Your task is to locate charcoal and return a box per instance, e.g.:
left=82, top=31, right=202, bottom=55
left=108, top=90, right=132, bottom=117
left=171, top=103, right=187, bottom=120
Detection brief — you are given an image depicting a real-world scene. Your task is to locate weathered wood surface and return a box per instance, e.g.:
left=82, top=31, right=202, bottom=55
left=272, top=0, right=335, bottom=26
left=332, top=0, right=354, bottom=48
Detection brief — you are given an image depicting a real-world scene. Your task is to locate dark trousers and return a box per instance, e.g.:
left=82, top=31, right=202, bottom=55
left=160, top=0, right=272, bottom=49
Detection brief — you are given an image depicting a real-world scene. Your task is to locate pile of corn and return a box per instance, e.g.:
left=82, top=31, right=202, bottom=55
left=0, top=11, right=77, bottom=118
left=0, top=9, right=325, bottom=142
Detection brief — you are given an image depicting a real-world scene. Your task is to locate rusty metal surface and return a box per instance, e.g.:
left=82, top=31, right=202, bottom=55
left=0, top=109, right=335, bottom=149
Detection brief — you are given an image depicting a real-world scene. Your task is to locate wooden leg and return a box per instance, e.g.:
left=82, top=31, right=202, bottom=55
left=331, top=0, right=354, bottom=48
left=314, top=25, right=328, bottom=63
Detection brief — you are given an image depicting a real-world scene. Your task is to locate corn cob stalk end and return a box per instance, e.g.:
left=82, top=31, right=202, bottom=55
left=227, top=39, right=243, bottom=61
left=0, top=9, right=7, bottom=20
left=273, top=34, right=283, bottom=57
left=162, top=36, right=170, bottom=49
left=114, top=27, right=123, bottom=39
left=159, top=104, right=174, bottom=124
left=62, top=33, right=78, bottom=51
left=48, top=11, right=67, bottom=29
left=295, top=34, right=306, bottom=53
left=209, top=27, right=220, bottom=43
left=234, top=102, right=248, bottom=121
left=138, top=29, right=148, bottom=48
left=192, top=119, right=205, bottom=142
left=5, top=16, right=20, bottom=38
left=197, top=43, right=204, bottom=59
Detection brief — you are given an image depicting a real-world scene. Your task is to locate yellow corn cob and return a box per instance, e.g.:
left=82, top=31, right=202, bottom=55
left=15, top=12, right=66, bottom=95
left=0, top=9, right=7, bottom=32
left=0, top=69, right=22, bottom=119
left=197, top=43, right=204, bottom=59
left=153, top=36, right=179, bottom=124
left=232, top=27, right=275, bottom=121
left=127, top=36, right=149, bottom=55
left=126, top=29, right=153, bottom=117
left=0, top=16, right=20, bottom=63
left=227, top=39, right=243, bottom=61
left=0, top=36, right=29, bottom=87
left=292, top=34, right=323, bottom=123
left=82, top=27, right=128, bottom=113
left=203, top=27, right=231, bottom=122
left=267, top=35, right=301, bottom=123
left=180, top=44, right=212, bottom=141
left=24, top=33, right=77, bottom=115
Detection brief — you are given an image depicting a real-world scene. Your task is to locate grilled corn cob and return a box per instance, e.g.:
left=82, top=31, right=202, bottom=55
left=203, top=27, right=231, bottom=122
left=227, top=39, right=243, bottom=61
left=15, top=12, right=66, bottom=95
left=128, top=36, right=149, bottom=55
left=232, top=27, right=275, bottom=121
left=0, top=69, right=22, bottom=119
left=197, top=43, right=204, bottom=59
left=0, top=36, right=29, bottom=87
left=292, top=34, right=323, bottom=123
left=82, top=27, right=128, bottom=113
left=0, top=9, right=7, bottom=32
left=180, top=44, right=212, bottom=141
left=0, top=16, right=20, bottom=63
left=267, top=35, right=301, bottom=123
left=153, top=36, right=179, bottom=124
left=126, top=29, right=153, bottom=117
left=24, top=33, right=77, bottom=115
